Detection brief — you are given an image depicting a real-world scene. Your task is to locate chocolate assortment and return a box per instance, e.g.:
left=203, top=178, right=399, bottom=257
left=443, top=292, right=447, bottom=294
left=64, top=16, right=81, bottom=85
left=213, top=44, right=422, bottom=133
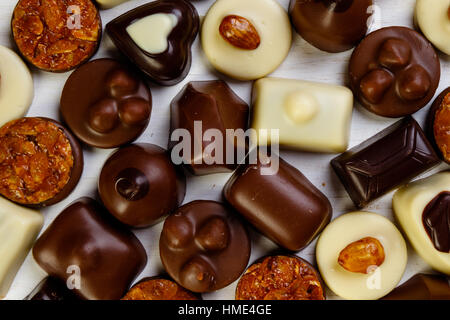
left=106, top=0, right=199, bottom=86
left=99, top=143, right=186, bottom=228
left=159, top=200, right=251, bottom=293
left=12, top=0, right=101, bottom=72
left=169, top=80, right=249, bottom=175
left=60, top=58, right=152, bottom=149
left=32, top=198, right=147, bottom=300
left=0, top=117, right=83, bottom=207
left=1, top=0, right=450, bottom=302
left=331, top=117, right=440, bottom=208
left=349, top=26, right=440, bottom=118
left=289, top=0, right=373, bottom=53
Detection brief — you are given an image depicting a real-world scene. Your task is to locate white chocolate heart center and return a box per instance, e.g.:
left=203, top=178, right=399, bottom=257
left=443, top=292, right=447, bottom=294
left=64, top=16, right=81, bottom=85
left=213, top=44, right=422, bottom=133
left=126, top=13, right=178, bottom=55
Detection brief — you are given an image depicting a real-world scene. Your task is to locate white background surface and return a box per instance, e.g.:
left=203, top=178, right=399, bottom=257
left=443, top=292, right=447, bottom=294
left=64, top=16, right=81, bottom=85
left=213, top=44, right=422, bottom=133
left=1, top=0, right=449, bottom=300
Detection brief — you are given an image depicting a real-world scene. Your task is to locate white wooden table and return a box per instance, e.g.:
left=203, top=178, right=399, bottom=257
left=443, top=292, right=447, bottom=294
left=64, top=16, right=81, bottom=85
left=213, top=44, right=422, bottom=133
left=1, top=0, right=449, bottom=300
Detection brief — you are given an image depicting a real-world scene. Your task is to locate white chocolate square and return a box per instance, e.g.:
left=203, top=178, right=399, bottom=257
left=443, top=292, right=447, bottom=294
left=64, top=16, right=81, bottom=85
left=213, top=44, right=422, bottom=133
left=252, top=78, right=353, bottom=153
left=393, top=172, right=450, bottom=275
left=0, top=198, right=43, bottom=298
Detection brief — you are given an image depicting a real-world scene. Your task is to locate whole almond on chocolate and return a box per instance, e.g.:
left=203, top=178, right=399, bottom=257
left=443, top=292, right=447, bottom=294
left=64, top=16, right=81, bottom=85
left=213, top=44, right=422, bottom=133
left=219, top=15, right=260, bottom=50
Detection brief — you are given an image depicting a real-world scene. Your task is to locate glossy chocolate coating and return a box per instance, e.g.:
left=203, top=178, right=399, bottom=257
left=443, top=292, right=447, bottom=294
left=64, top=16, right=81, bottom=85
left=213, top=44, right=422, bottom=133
left=423, top=192, right=450, bottom=253
left=60, top=58, right=151, bottom=149
left=32, top=198, right=147, bottom=300
left=331, top=117, right=440, bottom=208
left=427, top=87, right=450, bottom=163
left=98, top=143, right=186, bottom=228
left=289, top=0, right=373, bottom=53
left=169, top=81, right=249, bottom=175
left=159, top=200, right=251, bottom=293
left=106, top=0, right=199, bottom=86
left=24, top=277, right=78, bottom=301
left=35, top=118, right=83, bottom=208
left=224, top=153, right=332, bottom=251
left=349, top=27, right=440, bottom=118
left=382, top=274, right=450, bottom=300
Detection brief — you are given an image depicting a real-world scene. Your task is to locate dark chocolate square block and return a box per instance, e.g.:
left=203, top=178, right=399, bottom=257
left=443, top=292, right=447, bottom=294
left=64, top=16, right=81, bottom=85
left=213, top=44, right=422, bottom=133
left=32, top=198, right=147, bottom=300
left=331, top=117, right=440, bottom=208
left=224, top=154, right=332, bottom=251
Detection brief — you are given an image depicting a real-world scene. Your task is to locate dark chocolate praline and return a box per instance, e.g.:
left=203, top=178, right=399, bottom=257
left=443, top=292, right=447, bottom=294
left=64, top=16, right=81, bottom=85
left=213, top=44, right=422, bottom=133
left=99, top=143, right=186, bottom=228
left=106, top=0, right=199, bottom=86
left=159, top=200, right=251, bottom=293
left=24, top=277, right=79, bottom=301
left=289, top=0, right=373, bottom=53
left=60, top=58, right=152, bottom=149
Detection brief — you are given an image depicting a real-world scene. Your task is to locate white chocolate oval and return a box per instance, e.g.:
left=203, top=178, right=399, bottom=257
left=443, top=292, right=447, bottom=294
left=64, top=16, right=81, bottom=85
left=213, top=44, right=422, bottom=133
left=126, top=13, right=178, bottom=55
left=316, top=212, right=407, bottom=300
left=415, top=0, right=450, bottom=55
left=393, top=172, right=450, bottom=275
left=201, top=0, right=292, bottom=80
left=0, top=45, right=34, bottom=127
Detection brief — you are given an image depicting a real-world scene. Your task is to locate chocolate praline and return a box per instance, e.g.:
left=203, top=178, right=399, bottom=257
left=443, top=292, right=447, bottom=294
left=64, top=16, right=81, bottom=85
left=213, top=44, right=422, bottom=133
left=99, top=143, right=186, bottom=228
left=159, top=200, right=251, bottom=293
left=60, top=58, right=152, bottom=149
left=382, top=274, right=450, bottom=300
left=24, top=277, right=79, bottom=301
left=32, top=197, right=147, bottom=300
left=106, top=0, right=199, bottom=86
left=289, top=0, right=373, bottom=53
left=0, top=117, right=83, bottom=208
left=349, top=26, right=440, bottom=118
left=169, top=80, right=249, bottom=175
left=426, top=87, right=450, bottom=163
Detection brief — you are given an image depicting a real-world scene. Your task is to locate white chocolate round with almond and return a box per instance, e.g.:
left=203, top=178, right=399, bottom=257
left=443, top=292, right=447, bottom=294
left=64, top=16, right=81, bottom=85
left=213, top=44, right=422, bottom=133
left=0, top=46, right=33, bottom=127
left=201, top=0, right=292, bottom=80
left=415, top=0, right=450, bottom=55
left=393, top=172, right=450, bottom=275
left=316, top=212, right=407, bottom=300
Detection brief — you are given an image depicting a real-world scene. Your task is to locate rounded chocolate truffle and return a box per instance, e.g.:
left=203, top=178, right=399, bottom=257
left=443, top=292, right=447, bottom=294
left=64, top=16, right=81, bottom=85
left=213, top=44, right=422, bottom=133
left=60, top=58, right=152, bottom=148
left=0, top=117, right=83, bottom=207
left=99, top=143, right=186, bottom=228
left=427, top=87, right=450, bottom=163
left=289, top=0, right=373, bottom=53
left=159, top=200, right=251, bottom=293
left=349, top=26, right=440, bottom=118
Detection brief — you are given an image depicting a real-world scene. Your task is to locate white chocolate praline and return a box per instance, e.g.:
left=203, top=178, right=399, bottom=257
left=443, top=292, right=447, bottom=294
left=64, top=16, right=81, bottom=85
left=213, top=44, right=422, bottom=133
left=316, top=212, right=407, bottom=300
left=415, top=0, right=450, bottom=55
left=95, top=0, right=130, bottom=10
left=252, top=78, right=353, bottom=153
left=201, top=0, right=292, bottom=81
left=126, top=13, right=178, bottom=55
left=0, top=45, right=34, bottom=127
left=0, top=197, right=43, bottom=298
left=393, top=172, right=450, bottom=275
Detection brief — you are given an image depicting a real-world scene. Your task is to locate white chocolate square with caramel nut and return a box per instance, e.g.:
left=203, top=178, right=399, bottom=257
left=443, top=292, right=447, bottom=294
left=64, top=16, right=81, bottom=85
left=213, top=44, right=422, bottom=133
left=251, top=78, right=353, bottom=153
left=393, top=171, right=450, bottom=275
left=0, top=198, right=43, bottom=298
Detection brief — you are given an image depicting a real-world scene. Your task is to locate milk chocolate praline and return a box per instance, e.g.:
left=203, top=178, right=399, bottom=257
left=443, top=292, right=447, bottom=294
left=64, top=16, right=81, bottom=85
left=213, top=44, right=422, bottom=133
left=349, top=26, right=440, bottom=118
left=427, top=87, right=450, bottom=163
left=99, top=143, right=186, bottom=228
left=60, top=58, right=152, bottom=149
left=169, top=80, right=249, bottom=175
left=32, top=198, right=147, bottom=300
left=159, top=200, right=251, bottom=293
left=289, top=0, right=373, bottom=53
left=0, top=117, right=82, bottom=207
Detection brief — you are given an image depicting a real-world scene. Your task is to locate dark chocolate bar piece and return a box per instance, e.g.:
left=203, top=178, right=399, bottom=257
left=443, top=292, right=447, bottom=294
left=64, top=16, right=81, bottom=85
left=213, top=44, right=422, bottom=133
left=382, top=274, right=450, bottom=300
left=331, top=117, right=440, bottom=208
